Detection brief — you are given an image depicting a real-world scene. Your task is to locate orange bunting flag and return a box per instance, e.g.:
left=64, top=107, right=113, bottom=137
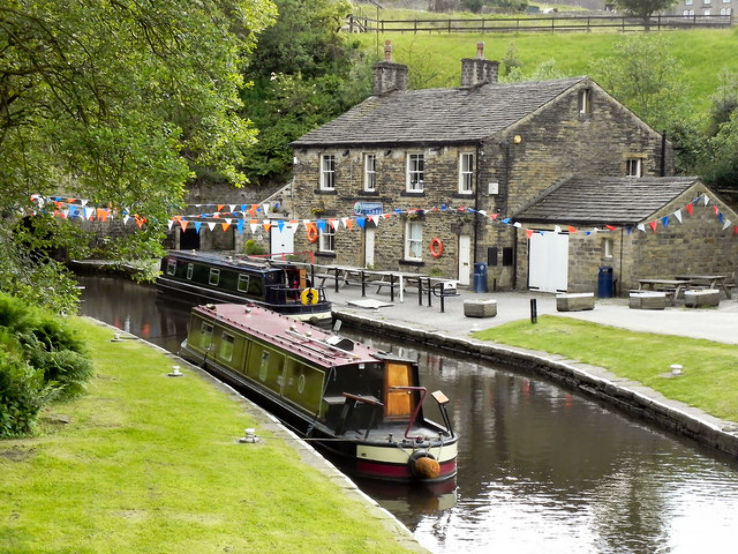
left=567, top=225, right=577, bottom=233
left=686, top=203, right=693, bottom=216
left=383, top=213, right=392, bottom=219
left=649, top=220, right=658, bottom=232
left=135, top=215, right=145, bottom=229
left=346, top=219, right=354, bottom=230
left=525, top=229, right=533, bottom=239
left=249, top=204, right=257, bottom=217
left=263, top=222, right=272, bottom=232
left=217, top=204, right=225, bottom=212
left=180, top=220, right=188, bottom=231
left=221, top=222, right=231, bottom=232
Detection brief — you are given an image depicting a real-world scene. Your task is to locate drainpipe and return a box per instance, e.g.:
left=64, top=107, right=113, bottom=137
left=619, top=227, right=625, bottom=296
left=660, top=131, right=666, bottom=177
left=473, top=142, right=482, bottom=266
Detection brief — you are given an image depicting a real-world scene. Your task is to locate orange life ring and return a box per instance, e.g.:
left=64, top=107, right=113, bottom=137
left=306, top=225, right=318, bottom=243
left=429, top=238, right=443, bottom=258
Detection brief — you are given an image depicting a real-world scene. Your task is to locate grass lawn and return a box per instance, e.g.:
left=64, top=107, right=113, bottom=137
left=0, top=318, right=417, bottom=554
left=472, top=315, right=738, bottom=422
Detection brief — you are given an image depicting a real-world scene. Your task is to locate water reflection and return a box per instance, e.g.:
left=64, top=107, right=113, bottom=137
left=78, top=275, right=738, bottom=554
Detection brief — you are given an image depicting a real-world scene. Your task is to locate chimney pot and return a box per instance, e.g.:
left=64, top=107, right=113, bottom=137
left=384, top=40, right=392, bottom=62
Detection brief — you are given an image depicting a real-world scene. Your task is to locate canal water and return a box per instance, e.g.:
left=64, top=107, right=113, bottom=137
left=77, top=275, right=738, bottom=554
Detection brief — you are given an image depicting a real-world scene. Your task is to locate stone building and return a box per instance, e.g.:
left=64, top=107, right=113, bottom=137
left=290, top=42, right=736, bottom=292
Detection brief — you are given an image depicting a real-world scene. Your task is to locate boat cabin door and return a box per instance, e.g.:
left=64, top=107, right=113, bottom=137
left=384, top=361, right=416, bottom=419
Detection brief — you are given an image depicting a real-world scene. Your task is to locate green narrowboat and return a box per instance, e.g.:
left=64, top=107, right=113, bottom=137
left=179, top=303, right=458, bottom=483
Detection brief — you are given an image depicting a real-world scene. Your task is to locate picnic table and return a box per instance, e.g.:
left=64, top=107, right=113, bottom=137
left=675, top=275, right=733, bottom=299
left=636, top=278, right=691, bottom=305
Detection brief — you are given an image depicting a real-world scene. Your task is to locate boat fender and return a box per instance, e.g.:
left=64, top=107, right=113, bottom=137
left=408, top=450, right=440, bottom=480
left=300, top=287, right=319, bottom=305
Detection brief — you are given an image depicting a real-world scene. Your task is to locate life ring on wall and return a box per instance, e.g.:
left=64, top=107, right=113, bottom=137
left=306, top=225, right=318, bottom=243
left=300, top=288, right=319, bottom=305
left=429, top=238, right=443, bottom=258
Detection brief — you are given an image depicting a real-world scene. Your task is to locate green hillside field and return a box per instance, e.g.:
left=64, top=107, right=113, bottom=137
left=353, top=27, right=738, bottom=115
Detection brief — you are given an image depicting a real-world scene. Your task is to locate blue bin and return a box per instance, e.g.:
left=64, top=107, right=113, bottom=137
left=473, top=262, right=488, bottom=293
left=597, top=266, right=613, bottom=298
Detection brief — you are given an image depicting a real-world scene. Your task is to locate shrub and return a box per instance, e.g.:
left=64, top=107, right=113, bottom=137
left=244, top=239, right=266, bottom=255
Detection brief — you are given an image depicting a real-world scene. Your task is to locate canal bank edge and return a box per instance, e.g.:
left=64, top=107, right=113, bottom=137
left=83, top=317, right=429, bottom=554
left=334, top=310, right=738, bottom=460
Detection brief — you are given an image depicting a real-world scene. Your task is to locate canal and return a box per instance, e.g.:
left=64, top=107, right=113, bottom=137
left=78, top=275, right=738, bottom=553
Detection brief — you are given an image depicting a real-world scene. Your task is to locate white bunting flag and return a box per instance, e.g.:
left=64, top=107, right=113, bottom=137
left=229, top=204, right=236, bottom=213
left=513, top=222, right=522, bottom=228
left=704, top=195, right=710, bottom=206
left=167, top=219, right=174, bottom=230
left=723, top=219, right=732, bottom=231
left=341, top=217, right=349, bottom=228
left=674, top=209, right=682, bottom=223
left=207, top=222, right=216, bottom=231
left=637, top=223, right=646, bottom=232
left=554, top=225, right=562, bottom=233
left=370, top=215, right=379, bottom=226
left=123, top=214, right=130, bottom=225
left=250, top=222, right=258, bottom=233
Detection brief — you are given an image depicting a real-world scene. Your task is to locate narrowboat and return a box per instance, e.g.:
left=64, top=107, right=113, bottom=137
left=179, top=303, right=458, bottom=483
left=156, top=250, right=331, bottom=325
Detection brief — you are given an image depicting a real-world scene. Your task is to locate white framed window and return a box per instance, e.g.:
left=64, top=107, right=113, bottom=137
left=722, top=0, right=729, bottom=3
left=458, top=153, right=474, bottom=194
left=578, top=88, right=592, bottom=114
left=364, top=154, right=377, bottom=192
left=704, top=8, right=711, bottom=14
left=626, top=158, right=642, bottom=177
left=319, top=225, right=335, bottom=253
left=602, top=238, right=614, bottom=259
left=685, top=0, right=693, bottom=4
left=406, top=153, right=424, bottom=192
left=166, top=259, right=176, bottom=275
left=320, top=154, right=335, bottom=190
left=703, top=0, right=711, bottom=5
left=404, top=220, right=423, bottom=261
left=209, top=268, right=220, bottom=286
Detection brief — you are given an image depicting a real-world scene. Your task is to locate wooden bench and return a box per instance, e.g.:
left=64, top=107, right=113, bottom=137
left=629, top=291, right=667, bottom=310
left=463, top=299, right=497, bottom=318
left=684, top=288, right=720, bottom=308
left=556, top=292, right=595, bottom=312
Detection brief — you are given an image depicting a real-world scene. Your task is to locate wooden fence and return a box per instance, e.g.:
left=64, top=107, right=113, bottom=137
left=346, top=13, right=733, bottom=34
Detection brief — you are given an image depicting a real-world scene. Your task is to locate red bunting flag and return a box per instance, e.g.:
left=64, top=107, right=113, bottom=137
left=568, top=225, right=577, bottom=233
left=605, top=225, right=617, bottom=231
left=489, top=214, right=498, bottom=220
left=734, top=226, right=738, bottom=235
left=686, top=203, right=693, bottom=216
left=525, top=229, right=533, bottom=239
left=649, top=220, right=658, bottom=232
left=248, top=204, right=257, bottom=217
left=382, top=213, right=391, bottom=219
left=714, top=205, right=719, bottom=214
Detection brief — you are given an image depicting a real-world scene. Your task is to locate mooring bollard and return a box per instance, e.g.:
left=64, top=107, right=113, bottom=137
left=361, top=270, right=366, bottom=297
left=530, top=298, right=538, bottom=324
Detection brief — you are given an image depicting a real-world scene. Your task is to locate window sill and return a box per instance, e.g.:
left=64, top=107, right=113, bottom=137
left=315, top=189, right=337, bottom=195
left=401, top=191, right=425, bottom=197
left=399, top=259, right=424, bottom=267
left=453, top=192, right=474, bottom=198
left=358, top=190, right=380, bottom=196
left=316, top=251, right=336, bottom=258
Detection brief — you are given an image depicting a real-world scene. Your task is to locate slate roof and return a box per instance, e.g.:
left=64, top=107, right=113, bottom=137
left=292, top=77, right=586, bottom=147
left=514, top=176, right=701, bottom=225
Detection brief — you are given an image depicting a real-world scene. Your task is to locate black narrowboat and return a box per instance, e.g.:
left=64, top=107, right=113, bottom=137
left=156, top=250, right=331, bottom=325
left=179, top=303, right=458, bottom=484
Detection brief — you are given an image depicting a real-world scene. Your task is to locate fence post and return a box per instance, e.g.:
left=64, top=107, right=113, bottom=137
left=390, top=274, right=395, bottom=302
left=439, top=284, right=445, bottom=313
left=361, top=270, right=366, bottom=297
left=427, top=278, right=432, bottom=307
left=418, top=278, right=423, bottom=306
left=334, top=267, right=340, bottom=293
left=414, top=19, right=417, bottom=34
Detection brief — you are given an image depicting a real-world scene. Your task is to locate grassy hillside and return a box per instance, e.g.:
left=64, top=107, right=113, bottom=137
left=352, top=28, right=738, bottom=115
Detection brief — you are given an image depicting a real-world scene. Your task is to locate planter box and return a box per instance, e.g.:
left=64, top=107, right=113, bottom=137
left=463, top=299, right=497, bottom=318
left=629, top=292, right=667, bottom=310
left=684, top=288, right=720, bottom=308
left=556, top=292, right=595, bottom=312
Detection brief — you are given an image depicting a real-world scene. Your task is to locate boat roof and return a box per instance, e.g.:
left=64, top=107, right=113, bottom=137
left=192, top=303, right=384, bottom=368
left=166, top=250, right=285, bottom=273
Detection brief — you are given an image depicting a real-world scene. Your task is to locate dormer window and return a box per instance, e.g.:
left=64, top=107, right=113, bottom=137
left=578, top=88, right=592, bottom=115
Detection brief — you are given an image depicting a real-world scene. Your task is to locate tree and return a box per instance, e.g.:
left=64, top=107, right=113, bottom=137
left=615, top=0, right=678, bottom=29
left=589, top=34, right=704, bottom=174
left=0, top=0, right=276, bottom=312
left=240, top=0, right=372, bottom=184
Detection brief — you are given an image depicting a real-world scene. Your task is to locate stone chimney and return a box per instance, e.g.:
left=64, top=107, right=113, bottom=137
left=373, top=40, right=408, bottom=96
left=460, top=42, right=499, bottom=88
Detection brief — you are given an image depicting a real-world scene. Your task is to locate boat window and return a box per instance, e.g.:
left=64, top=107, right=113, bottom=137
left=209, top=268, right=220, bottom=286
left=166, top=259, right=176, bottom=275
left=237, top=273, right=250, bottom=293
left=219, top=332, right=235, bottom=362
left=200, top=322, right=213, bottom=350
left=259, top=350, right=270, bottom=381
left=384, top=361, right=415, bottom=419
left=186, top=263, right=194, bottom=280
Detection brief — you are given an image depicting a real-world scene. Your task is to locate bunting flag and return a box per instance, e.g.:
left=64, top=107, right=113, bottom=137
left=661, top=216, right=669, bottom=228
left=194, top=221, right=202, bottom=233
left=649, top=221, right=658, bottom=232
left=686, top=203, right=693, bottom=216
left=674, top=209, right=682, bottom=223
